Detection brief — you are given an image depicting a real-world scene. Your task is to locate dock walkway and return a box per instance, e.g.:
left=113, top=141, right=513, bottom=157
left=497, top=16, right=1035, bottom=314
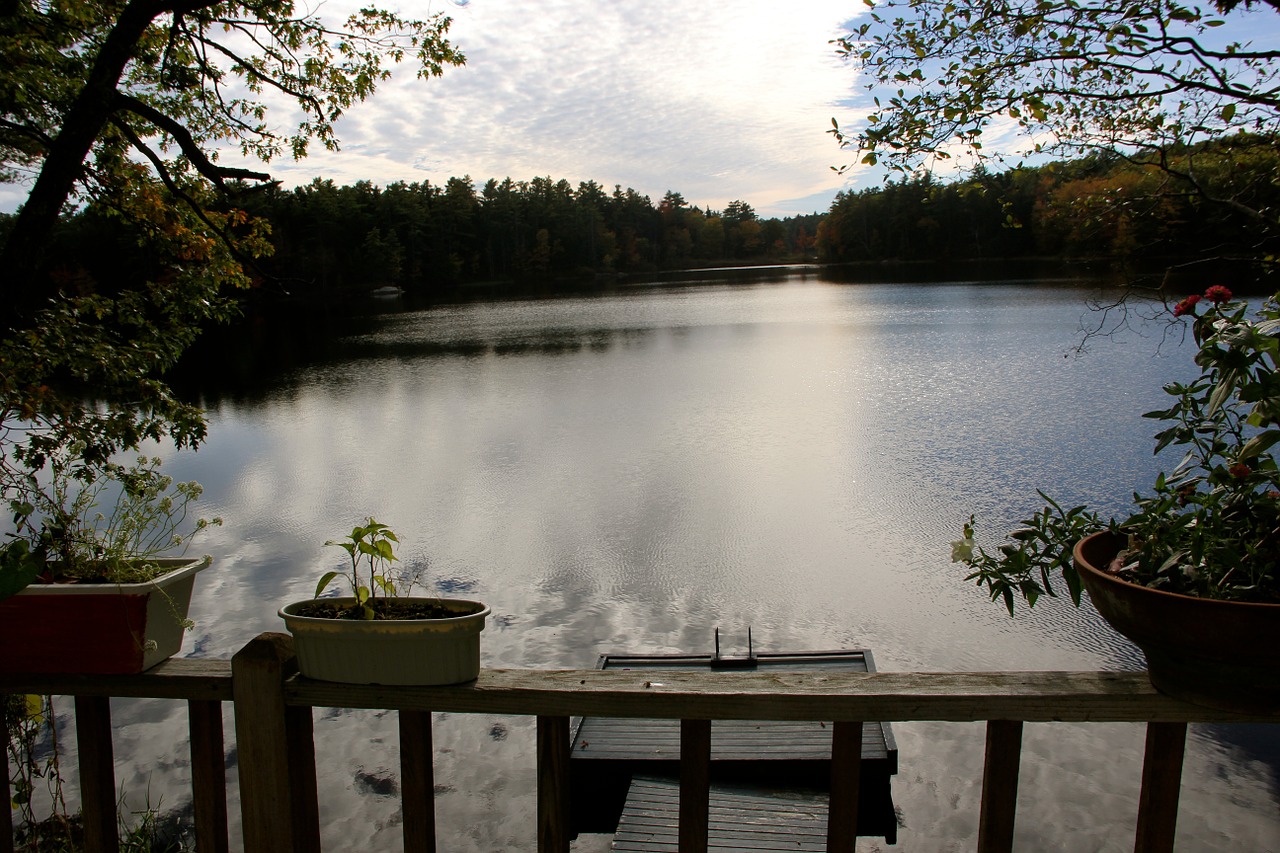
left=612, top=776, right=834, bottom=852
left=568, top=649, right=898, bottom=845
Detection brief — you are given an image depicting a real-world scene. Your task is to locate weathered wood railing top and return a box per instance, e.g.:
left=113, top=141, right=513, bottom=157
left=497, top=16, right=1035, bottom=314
left=4, top=640, right=1277, bottom=853
left=5, top=659, right=1275, bottom=723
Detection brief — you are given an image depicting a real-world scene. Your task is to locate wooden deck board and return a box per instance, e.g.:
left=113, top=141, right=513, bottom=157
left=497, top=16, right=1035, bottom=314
left=612, top=777, right=831, bottom=852
left=573, top=717, right=888, bottom=761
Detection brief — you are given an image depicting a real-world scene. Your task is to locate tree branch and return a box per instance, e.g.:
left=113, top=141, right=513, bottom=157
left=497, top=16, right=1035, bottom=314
left=112, top=92, right=272, bottom=187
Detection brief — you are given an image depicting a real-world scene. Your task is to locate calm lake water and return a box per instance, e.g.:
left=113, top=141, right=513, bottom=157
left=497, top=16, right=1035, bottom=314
left=52, top=270, right=1280, bottom=850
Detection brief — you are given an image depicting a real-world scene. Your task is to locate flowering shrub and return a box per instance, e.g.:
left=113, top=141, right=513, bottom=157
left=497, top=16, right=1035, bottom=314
left=1, top=453, right=221, bottom=595
left=955, top=288, right=1280, bottom=613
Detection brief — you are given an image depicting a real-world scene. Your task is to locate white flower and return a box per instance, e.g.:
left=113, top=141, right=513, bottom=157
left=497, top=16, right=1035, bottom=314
left=950, top=537, right=976, bottom=563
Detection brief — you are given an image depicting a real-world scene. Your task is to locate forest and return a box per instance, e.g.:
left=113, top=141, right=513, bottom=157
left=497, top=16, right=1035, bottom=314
left=0, top=177, right=824, bottom=301
left=2, top=135, right=1276, bottom=304
left=818, top=134, right=1280, bottom=270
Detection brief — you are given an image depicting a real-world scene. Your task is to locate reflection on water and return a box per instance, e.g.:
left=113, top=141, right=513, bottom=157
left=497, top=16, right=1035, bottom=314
left=55, top=274, right=1279, bottom=850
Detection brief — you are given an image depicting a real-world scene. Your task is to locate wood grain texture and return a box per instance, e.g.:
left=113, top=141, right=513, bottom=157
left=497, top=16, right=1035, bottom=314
left=537, top=716, right=571, bottom=853
left=571, top=717, right=889, bottom=761
left=678, top=720, right=712, bottom=853
left=288, top=669, right=1279, bottom=723
left=7, top=660, right=1275, bottom=724
left=187, top=699, right=229, bottom=853
left=826, top=721, right=862, bottom=850
left=1135, top=722, right=1187, bottom=853
left=977, top=720, right=1023, bottom=853
left=232, top=633, right=314, bottom=853
left=74, top=695, right=118, bottom=853
left=614, top=777, right=830, bottom=852
left=0, top=658, right=232, bottom=700
left=399, top=710, right=436, bottom=853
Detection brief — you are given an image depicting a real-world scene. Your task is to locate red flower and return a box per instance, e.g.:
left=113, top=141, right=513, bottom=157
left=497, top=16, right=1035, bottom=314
left=1229, top=462, right=1252, bottom=478
left=1172, top=294, right=1201, bottom=317
left=1204, top=285, right=1233, bottom=304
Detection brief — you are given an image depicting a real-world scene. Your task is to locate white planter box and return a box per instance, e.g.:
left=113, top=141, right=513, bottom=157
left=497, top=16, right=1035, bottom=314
left=279, top=597, right=489, bottom=685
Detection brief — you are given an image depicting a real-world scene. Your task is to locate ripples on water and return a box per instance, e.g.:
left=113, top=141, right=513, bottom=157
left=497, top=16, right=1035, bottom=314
left=44, top=273, right=1279, bottom=850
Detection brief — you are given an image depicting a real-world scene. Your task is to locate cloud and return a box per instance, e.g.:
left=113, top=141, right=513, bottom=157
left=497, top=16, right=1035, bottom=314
left=254, top=0, right=865, bottom=216
left=0, top=2, right=868, bottom=218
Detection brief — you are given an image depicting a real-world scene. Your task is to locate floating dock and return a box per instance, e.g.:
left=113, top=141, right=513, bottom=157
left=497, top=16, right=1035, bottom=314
left=568, top=648, right=898, bottom=846
left=613, top=776, right=835, bottom=852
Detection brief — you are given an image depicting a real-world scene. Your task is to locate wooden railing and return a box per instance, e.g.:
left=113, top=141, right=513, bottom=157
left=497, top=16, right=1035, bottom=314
left=2, top=632, right=1277, bottom=853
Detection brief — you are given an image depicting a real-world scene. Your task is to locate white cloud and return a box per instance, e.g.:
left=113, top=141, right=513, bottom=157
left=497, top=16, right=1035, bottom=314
left=1, top=2, right=869, bottom=218
left=252, top=1, right=865, bottom=216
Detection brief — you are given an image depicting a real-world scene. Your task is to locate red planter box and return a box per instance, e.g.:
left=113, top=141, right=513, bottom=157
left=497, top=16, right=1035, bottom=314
left=0, top=557, right=210, bottom=675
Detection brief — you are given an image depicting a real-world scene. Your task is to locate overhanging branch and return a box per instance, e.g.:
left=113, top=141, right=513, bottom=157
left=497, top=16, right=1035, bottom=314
left=113, top=92, right=272, bottom=188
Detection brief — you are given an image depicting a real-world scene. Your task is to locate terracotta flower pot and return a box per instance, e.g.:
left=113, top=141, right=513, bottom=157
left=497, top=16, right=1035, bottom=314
left=0, top=556, right=211, bottom=675
left=279, top=597, right=489, bottom=685
left=1074, top=531, right=1280, bottom=714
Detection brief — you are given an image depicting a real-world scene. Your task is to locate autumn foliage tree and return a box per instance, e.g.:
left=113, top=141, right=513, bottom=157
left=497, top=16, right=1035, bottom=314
left=0, top=1, right=462, bottom=551
left=834, top=0, right=1280, bottom=262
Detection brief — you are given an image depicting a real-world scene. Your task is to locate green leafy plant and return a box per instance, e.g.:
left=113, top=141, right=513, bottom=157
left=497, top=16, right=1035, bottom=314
left=317, top=518, right=403, bottom=620
left=955, top=287, right=1280, bottom=612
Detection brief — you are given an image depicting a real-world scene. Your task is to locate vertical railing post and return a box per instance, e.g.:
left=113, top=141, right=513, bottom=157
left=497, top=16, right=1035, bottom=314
left=826, top=720, right=863, bottom=851
left=74, top=695, right=118, bottom=853
left=536, top=716, right=571, bottom=853
left=679, top=719, right=712, bottom=853
left=399, top=710, right=436, bottom=853
left=231, top=633, right=320, bottom=853
left=977, top=719, right=1024, bottom=853
left=1134, top=721, right=1187, bottom=853
left=187, top=699, right=229, bottom=853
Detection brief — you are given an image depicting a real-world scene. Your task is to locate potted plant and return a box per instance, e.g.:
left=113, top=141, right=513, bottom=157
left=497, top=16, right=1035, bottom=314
left=952, top=286, right=1280, bottom=714
left=0, top=453, right=220, bottom=675
left=278, top=519, right=490, bottom=685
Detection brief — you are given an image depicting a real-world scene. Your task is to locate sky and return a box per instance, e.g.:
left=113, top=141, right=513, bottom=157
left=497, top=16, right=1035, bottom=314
left=4, top=3, right=1274, bottom=220
left=243, top=0, right=867, bottom=219
left=0, top=2, right=872, bottom=218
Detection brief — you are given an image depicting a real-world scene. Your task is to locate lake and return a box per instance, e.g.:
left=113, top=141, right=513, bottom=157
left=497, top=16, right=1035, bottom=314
left=56, top=269, right=1280, bottom=850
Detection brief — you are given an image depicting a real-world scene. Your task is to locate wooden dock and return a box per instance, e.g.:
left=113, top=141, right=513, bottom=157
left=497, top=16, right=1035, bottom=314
left=613, top=776, right=833, bottom=852
left=568, top=649, right=898, bottom=845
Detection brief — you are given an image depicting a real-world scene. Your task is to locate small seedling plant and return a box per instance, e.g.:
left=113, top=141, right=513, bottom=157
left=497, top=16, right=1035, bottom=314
left=317, top=519, right=401, bottom=620
left=305, top=519, right=457, bottom=620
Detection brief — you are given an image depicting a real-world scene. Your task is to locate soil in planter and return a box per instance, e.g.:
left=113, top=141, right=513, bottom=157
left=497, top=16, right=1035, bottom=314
left=32, top=560, right=176, bottom=585
left=291, top=599, right=470, bottom=620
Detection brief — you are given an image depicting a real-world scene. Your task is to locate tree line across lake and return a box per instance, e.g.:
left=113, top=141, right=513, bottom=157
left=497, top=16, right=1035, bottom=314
left=1, top=176, right=822, bottom=299
left=3, top=134, right=1274, bottom=303
left=819, top=135, right=1280, bottom=273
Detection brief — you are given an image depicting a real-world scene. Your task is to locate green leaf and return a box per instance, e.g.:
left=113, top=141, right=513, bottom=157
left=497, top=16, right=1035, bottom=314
left=1207, top=378, right=1233, bottom=417
left=1239, top=430, right=1280, bottom=460
left=314, top=570, right=339, bottom=599
left=0, top=540, right=41, bottom=600
left=1064, top=563, right=1083, bottom=606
